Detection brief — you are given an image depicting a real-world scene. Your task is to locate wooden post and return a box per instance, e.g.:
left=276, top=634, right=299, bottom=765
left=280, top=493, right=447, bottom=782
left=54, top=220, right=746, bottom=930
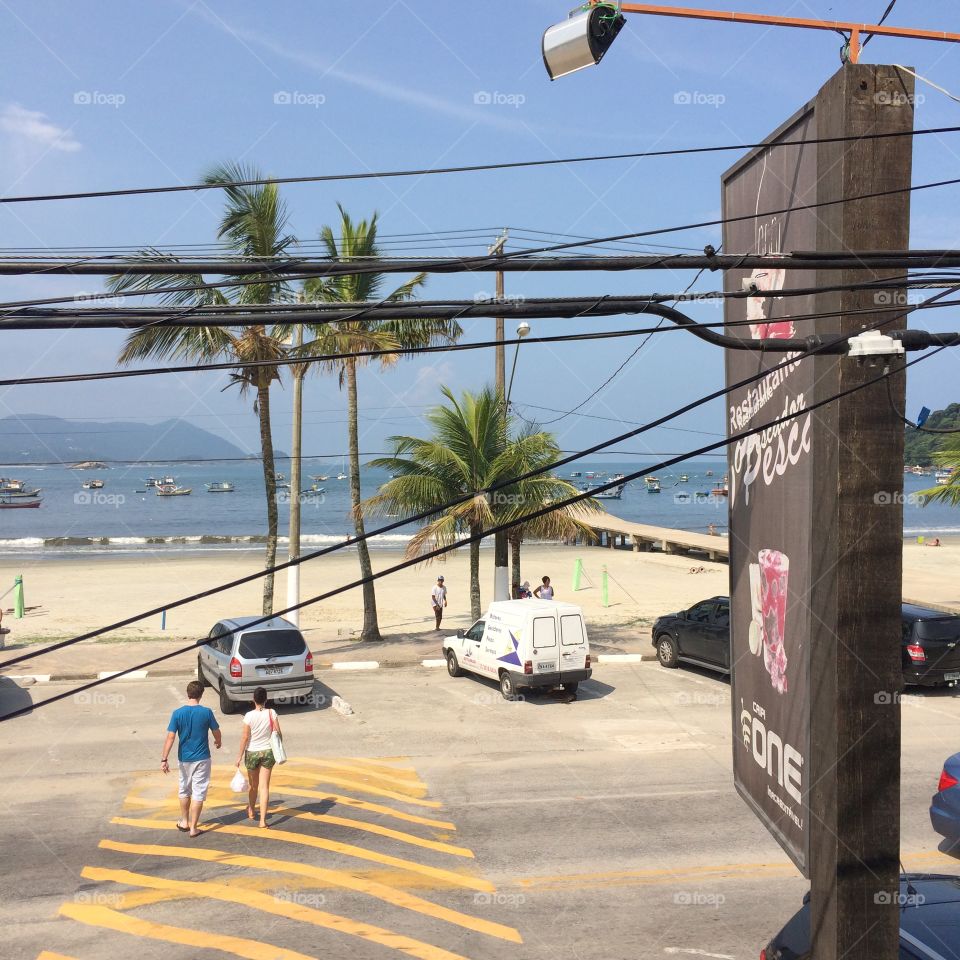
left=807, top=64, right=913, bottom=958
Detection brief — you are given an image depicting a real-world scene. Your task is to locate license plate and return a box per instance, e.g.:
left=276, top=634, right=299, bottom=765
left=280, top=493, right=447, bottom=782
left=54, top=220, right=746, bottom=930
left=263, top=665, right=284, bottom=676
left=946, top=672, right=960, bottom=681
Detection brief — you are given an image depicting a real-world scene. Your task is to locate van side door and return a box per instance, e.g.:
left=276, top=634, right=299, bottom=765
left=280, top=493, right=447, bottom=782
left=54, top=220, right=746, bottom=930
left=460, top=619, right=486, bottom=676
left=531, top=615, right=560, bottom=676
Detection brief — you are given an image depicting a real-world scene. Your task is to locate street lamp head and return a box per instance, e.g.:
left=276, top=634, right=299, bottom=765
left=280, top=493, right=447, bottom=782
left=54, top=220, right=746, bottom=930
left=516, top=321, right=531, bottom=339
left=542, top=4, right=626, bottom=80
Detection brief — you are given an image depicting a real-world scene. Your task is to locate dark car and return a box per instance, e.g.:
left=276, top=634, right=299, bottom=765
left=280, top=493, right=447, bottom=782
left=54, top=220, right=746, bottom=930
left=931, top=753, right=960, bottom=842
left=763, top=874, right=960, bottom=959
left=651, top=596, right=730, bottom=674
left=902, top=603, right=960, bottom=687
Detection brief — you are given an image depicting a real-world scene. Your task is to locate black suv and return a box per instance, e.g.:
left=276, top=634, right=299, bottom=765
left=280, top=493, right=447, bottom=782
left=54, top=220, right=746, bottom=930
left=651, top=596, right=730, bottom=674
left=902, top=603, right=960, bottom=687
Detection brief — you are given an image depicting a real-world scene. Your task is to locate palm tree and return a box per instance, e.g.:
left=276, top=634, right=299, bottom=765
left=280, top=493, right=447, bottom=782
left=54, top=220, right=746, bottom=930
left=363, top=387, right=598, bottom=622
left=918, top=440, right=960, bottom=505
left=107, top=162, right=296, bottom=615
left=299, top=205, right=461, bottom=641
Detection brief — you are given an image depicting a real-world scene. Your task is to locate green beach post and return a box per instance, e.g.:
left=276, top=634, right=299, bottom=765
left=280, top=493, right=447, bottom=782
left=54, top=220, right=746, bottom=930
left=13, top=574, right=24, bottom=619
left=572, top=558, right=583, bottom=592
left=601, top=565, right=609, bottom=608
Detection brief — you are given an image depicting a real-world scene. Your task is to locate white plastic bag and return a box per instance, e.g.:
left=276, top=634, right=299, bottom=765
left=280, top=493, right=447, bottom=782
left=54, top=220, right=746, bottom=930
left=230, top=768, right=247, bottom=793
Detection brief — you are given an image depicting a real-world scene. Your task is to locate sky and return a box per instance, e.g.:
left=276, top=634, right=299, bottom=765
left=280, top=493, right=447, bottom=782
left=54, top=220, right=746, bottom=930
left=0, top=0, right=958, bottom=464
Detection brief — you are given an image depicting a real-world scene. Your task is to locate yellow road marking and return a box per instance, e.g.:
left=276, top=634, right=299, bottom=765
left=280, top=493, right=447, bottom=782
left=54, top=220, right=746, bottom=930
left=119, top=793, right=471, bottom=858
left=111, top=817, right=494, bottom=892
left=121, top=783, right=455, bottom=831
left=214, top=766, right=437, bottom=806
left=344, top=756, right=415, bottom=769
left=37, top=953, right=78, bottom=959
left=81, top=867, right=472, bottom=960
left=99, top=838, right=520, bottom=942
left=284, top=759, right=427, bottom=790
left=61, top=902, right=321, bottom=960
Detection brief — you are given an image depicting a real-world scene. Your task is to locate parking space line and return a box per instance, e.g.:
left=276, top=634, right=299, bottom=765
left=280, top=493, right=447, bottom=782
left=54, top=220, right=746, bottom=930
left=283, top=759, right=428, bottom=790
left=80, top=867, right=473, bottom=960
left=119, top=794, right=473, bottom=857
left=99, top=839, right=520, bottom=942
left=36, top=953, right=78, bottom=959
left=212, top=766, right=439, bottom=807
left=111, top=817, right=496, bottom=892
left=60, top=902, right=321, bottom=960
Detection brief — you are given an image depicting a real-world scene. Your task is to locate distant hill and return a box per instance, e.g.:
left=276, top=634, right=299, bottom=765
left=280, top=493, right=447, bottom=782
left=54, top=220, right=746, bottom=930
left=0, top=415, right=256, bottom=464
left=904, top=403, right=960, bottom=466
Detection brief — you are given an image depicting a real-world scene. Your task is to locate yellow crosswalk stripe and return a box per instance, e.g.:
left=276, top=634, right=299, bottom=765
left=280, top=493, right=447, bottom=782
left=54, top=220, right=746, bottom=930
left=61, top=902, right=322, bottom=960
left=99, top=839, right=521, bottom=942
left=284, top=759, right=427, bottom=790
left=213, top=765, right=438, bottom=806
left=111, top=817, right=495, bottom=892
left=80, top=867, right=472, bottom=960
left=120, top=793, right=472, bottom=857
left=36, top=953, right=78, bottom=959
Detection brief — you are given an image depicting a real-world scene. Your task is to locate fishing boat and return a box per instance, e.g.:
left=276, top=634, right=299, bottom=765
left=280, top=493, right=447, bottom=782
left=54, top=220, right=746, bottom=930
left=644, top=476, right=660, bottom=485
left=678, top=474, right=689, bottom=483
left=206, top=481, right=235, bottom=493
left=0, top=478, right=28, bottom=493
left=1, top=486, right=41, bottom=498
left=310, top=475, right=328, bottom=482
left=711, top=480, right=729, bottom=497
left=82, top=479, right=104, bottom=490
left=646, top=479, right=661, bottom=493
left=144, top=477, right=158, bottom=487
left=301, top=484, right=325, bottom=496
left=611, top=473, right=625, bottom=482
left=570, top=471, right=582, bottom=478
left=705, top=470, right=714, bottom=477
left=156, top=484, right=192, bottom=497
left=593, top=483, right=625, bottom=500
left=159, top=475, right=176, bottom=486
left=336, top=473, right=347, bottom=481
left=0, top=496, right=41, bottom=509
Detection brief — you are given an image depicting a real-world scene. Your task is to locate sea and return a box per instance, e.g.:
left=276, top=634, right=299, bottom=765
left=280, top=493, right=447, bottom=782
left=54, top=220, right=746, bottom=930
left=0, top=458, right=956, bottom=558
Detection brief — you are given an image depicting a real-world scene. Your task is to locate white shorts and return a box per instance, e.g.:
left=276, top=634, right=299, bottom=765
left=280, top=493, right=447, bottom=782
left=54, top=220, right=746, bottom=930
left=178, top=758, right=212, bottom=800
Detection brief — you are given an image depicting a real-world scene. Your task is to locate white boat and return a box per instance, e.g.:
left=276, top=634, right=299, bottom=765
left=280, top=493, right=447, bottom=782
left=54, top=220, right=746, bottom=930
left=144, top=478, right=158, bottom=487
left=156, top=484, right=192, bottom=497
left=206, top=481, right=235, bottom=493
left=336, top=473, right=347, bottom=481
left=159, top=475, right=176, bottom=486
left=593, top=483, right=625, bottom=500
left=935, top=469, right=954, bottom=486
left=570, top=471, right=582, bottom=478
left=82, top=479, right=104, bottom=490
left=310, top=475, right=328, bottom=482
left=678, top=474, right=689, bottom=483
left=646, top=479, right=661, bottom=493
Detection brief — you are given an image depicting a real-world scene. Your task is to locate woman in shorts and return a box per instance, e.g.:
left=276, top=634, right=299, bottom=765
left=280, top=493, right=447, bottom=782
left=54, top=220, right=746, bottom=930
left=235, top=686, right=281, bottom=828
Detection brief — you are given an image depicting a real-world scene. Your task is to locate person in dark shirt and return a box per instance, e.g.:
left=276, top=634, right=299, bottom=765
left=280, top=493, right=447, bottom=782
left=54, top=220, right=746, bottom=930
left=160, top=680, right=221, bottom=837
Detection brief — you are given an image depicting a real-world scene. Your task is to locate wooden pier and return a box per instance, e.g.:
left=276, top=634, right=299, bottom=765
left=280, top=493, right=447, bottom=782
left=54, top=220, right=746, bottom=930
left=575, top=509, right=728, bottom=562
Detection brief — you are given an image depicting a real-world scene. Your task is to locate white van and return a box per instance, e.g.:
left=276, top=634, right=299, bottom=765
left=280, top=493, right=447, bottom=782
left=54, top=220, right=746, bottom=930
left=442, top=599, right=591, bottom=699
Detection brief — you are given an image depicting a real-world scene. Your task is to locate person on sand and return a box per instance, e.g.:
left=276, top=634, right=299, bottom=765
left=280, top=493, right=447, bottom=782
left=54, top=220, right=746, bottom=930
left=534, top=576, right=555, bottom=600
left=236, top=687, right=280, bottom=828
left=432, top=575, right=448, bottom=630
left=926, top=537, right=942, bottom=547
left=161, top=680, right=221, bottom=838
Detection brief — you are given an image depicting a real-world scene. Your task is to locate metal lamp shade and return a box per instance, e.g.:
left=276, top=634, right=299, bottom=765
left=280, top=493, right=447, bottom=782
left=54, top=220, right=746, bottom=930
left=542, top=7, right=626, bottom=80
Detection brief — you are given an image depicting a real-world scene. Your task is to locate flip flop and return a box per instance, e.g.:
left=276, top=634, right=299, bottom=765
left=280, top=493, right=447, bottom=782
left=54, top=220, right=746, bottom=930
left=189, top=830, right=201, bottom=838
left=176, top=822, right=189, bottom=832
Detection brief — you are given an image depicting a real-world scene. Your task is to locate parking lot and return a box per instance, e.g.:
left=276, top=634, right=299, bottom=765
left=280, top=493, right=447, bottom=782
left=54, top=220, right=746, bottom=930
left=3, top=659, right=959, bottom=959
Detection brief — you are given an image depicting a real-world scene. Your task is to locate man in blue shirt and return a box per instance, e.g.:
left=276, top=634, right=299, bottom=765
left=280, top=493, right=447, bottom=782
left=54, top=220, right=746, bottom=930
left=160, top=680, right=222, bottom=837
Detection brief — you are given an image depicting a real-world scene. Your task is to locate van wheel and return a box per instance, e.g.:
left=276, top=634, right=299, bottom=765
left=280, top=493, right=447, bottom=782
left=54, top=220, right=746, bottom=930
left=446, top=652, right=462, bottom=678
left=500, top=672, right=520, bottom=701
left=657, top=634, right=679, bottom=668
left=562, top=681, right=579, bottom=695
left=197, top=657, right=209, bottom=687
left=219, top=682, right=236, bottom=715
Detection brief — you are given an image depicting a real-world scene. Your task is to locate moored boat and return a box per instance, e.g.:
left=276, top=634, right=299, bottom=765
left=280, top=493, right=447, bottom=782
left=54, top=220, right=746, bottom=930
left=678, top=474, right=689, bottom=483
left=82, top=479, right=104, bottom=490
left=0, top=496, right=41, bottom=509
left=205, top=481, right=235, bottom=493
left=156, top=484, right=192, bottom=497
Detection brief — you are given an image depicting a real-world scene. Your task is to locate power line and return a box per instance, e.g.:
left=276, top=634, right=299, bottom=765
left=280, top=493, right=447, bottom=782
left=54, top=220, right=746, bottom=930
left=1, top=125, right=958, bottom=205
left=0, top=343, right=945, bottom=722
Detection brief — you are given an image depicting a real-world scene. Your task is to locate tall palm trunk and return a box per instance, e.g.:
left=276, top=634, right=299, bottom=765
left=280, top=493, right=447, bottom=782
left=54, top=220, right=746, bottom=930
left=256, top=377, right=278, bottom=616
left=346, top=358, right=382, bottom=641
left=469, top=522, right=482, bottom=621
left=510, top=534, right=522, bottom=598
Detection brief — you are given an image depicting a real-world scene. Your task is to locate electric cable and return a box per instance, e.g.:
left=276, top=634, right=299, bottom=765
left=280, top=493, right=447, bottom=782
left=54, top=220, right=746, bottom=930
left=887, top=376, right=960, bottom=433
left=0, top=342, right=945, bottom=723
left=861, top=1, right=899, bottom=49
left=0, top=125, right=957, bottom=205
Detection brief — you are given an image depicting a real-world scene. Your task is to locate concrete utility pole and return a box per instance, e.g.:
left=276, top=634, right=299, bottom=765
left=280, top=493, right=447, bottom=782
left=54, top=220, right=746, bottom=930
left=490, top=228, right=511, bottom=602
left=286, top=319, right=305, bottom=628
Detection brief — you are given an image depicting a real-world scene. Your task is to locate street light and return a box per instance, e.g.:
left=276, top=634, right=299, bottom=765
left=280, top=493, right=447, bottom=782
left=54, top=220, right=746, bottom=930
left=505, top=321, right=531, bottom=410
left=542, top=4, right=626, bottom=80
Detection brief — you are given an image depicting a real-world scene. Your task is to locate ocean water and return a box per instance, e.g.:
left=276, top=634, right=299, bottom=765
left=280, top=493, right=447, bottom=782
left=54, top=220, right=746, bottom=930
left=0, top=458, right=956, bottom=556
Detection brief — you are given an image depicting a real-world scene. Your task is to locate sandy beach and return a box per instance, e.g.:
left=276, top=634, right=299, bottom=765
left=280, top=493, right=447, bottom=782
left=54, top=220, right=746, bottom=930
left=2, top=539, right=957, bottom=654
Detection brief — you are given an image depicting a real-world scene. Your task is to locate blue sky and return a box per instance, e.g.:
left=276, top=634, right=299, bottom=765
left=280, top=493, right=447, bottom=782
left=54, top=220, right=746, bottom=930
left=0, top=0, right=958, bottom=463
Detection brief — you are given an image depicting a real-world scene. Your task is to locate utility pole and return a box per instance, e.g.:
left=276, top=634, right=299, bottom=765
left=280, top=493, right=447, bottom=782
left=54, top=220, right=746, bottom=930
left=286, top=316, right=305, bottom=628
left=490, top=228, right=511, bottom=602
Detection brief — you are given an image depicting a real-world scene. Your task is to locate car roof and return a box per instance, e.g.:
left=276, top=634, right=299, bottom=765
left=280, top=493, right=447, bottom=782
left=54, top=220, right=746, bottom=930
left=902, top=602, right=960, bottom=621
left=220, top=616, right=299, bottom=632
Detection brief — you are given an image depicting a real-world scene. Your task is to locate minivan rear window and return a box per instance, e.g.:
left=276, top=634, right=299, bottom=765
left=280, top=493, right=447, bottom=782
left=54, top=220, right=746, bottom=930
left=238, top=629, right=306, bottom=659
left=915, top=618, right=960, bottom=642
left=533, top=616, right=557, bottom=649
left=561, top=615, right=586, bottom=646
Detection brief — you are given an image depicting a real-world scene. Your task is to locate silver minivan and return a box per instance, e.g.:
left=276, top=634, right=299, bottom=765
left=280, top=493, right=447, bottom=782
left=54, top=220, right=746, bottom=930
left=197, top=616, right=314, bottom=714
